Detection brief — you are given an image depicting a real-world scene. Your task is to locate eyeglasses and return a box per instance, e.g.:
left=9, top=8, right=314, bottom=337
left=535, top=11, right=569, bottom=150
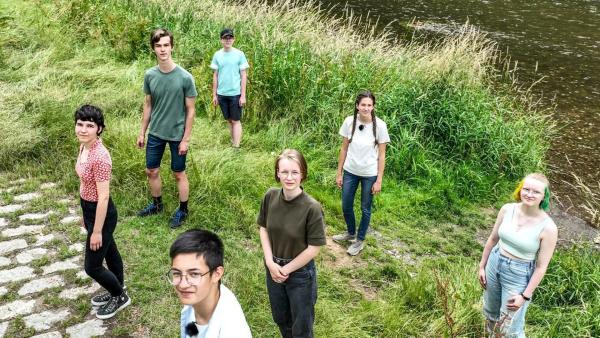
left=221, top=36, right=234, bottom=40
left=166, top=270, right=210, bottom=286
left=278, top=170, right=301, bottom=178
left=521, top=187, right=542, bottom=196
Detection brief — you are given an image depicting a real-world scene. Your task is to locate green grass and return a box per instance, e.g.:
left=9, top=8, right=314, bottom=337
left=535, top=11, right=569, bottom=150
left=1, top=0, right=597, bottom=337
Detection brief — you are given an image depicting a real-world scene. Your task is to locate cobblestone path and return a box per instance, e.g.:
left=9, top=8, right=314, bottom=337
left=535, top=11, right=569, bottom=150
left=0, top=177, right=110, bottom=337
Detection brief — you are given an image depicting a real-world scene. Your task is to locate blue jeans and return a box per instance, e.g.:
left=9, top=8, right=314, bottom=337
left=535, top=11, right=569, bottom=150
left=483, top=246, right=535, bottom=338
left=266, top=259, right=317, bottom=338
left=341, top=170, right=377, bottom=241
left=145, top=134, right=186, bottom=172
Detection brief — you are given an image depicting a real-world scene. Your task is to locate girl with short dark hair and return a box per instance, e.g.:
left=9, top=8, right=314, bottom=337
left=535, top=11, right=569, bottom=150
left=75, top=104, right=130, bottom=319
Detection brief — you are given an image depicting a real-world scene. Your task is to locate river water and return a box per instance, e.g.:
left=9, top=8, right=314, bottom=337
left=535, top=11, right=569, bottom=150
left=306, top=0, right=600, bottom=222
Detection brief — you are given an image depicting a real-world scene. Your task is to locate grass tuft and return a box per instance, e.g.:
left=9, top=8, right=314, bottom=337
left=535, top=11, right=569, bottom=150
left=1, top=0, right=595, bottom=337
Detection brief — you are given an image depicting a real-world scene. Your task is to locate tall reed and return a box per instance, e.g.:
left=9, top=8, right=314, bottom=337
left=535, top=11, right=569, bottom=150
left=2, top=0, right=552, bottom=205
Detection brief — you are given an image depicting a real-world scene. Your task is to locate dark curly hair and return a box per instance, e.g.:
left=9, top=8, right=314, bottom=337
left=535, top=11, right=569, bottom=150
left=74, top=104, right=105, bottom=135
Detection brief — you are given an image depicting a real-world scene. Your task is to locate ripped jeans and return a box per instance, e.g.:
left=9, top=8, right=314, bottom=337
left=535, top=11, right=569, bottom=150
left=483, top=246, right=535, bottom=338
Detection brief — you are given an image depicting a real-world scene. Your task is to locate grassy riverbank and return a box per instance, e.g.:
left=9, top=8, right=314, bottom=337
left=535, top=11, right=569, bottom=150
left=1, top=0, right=598, bottom=337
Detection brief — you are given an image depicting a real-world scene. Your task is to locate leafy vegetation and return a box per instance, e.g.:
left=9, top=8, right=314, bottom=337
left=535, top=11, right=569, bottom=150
left=1, top=0, right=597, bottom=337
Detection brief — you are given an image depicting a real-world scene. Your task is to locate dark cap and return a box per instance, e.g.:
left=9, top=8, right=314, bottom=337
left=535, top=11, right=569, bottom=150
left=220, top=28, right=234, bottom=38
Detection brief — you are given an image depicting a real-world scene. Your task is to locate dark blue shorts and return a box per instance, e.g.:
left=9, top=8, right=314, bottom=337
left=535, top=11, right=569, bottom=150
left=145, top=134, right=186, bottom=172
left=217, top=94, right=242, bottom=121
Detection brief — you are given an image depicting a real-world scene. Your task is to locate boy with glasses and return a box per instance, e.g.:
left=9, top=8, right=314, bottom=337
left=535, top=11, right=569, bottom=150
left=168, top=229, right=252, bottom=338
left=210, top=28, right=249, bottom=148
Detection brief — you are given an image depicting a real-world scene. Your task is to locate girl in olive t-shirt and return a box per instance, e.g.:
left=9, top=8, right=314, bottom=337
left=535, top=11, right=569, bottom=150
left=257, top=149, right=326, bottom=338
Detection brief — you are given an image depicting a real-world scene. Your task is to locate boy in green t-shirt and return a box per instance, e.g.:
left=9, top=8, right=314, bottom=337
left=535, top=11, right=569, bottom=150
left=136, top=28, right=198, bottom=229
left=210, top=28, right=249, bottom=148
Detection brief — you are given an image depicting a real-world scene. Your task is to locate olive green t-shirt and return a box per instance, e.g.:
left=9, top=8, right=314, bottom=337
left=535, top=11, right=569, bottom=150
left=143, top=65, right=198, bottom=141
left=257, top=188, right=326, bottom=259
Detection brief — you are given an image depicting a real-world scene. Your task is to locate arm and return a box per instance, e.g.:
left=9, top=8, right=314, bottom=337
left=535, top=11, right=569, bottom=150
left=90, top=180, right=110, bottom=251
left=259, top=226, right=288, bottom=282
left=239, top=69, right=247, bottom=107
left=371, top=143, right=387, bottom=194
left=137, top=95, right=152, bottom=148
left=281, top=245, right=320, bottom=275
left=336, top=137, right=349, bottom=188
left=178, top=97, right=196, bottom=155
left=212, top=71, right=219, bottom=106
left=507, top=223, right=558, bottom=310
left=478, top=205, right=508, bottom=288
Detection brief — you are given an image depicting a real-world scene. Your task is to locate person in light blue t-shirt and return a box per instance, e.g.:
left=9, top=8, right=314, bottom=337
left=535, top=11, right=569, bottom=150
left=210, top=28, right=249, bottom=148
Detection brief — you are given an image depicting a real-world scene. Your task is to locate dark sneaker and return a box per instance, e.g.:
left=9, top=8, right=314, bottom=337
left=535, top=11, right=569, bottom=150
left=137, top=203, right=163, bottom=217
left=169, top=208, right=188, bottom=229
left=91, top=291, right=111, bottom=306
left=96, top=292, right=131, bottom=319
left=91, top=286, right=127, bottom=306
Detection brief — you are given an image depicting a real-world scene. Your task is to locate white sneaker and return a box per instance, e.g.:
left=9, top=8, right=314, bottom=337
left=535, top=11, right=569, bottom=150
left=332, top=232, right=355, bottom=243
left=347, top=240, right=365, bottom=256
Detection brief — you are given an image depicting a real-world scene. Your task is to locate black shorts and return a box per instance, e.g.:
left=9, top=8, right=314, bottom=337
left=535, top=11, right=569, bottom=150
left=217, top=94, right=242, bottom=121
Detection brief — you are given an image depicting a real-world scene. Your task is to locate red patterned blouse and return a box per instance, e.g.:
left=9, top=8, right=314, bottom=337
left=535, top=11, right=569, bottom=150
left=76, top=139, right=112, bottom=202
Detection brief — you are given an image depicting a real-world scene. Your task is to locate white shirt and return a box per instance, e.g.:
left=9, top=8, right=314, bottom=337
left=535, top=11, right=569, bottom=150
left=339, top=116, right=390, bottom=177
left=180, top=284, right=252, bottom=338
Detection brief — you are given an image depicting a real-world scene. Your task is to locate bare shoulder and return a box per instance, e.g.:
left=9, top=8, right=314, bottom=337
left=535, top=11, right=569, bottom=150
left=498, top=203, right=513, bottom=215
left=540, top=216, right=558, bottom=246
left=543, top=217, right=558, bottom=234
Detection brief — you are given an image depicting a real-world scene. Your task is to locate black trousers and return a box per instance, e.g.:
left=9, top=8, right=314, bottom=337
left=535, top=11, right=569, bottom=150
left=266, top=259, right=317, bottom=338
left=80, top=197, right=124, bottom=296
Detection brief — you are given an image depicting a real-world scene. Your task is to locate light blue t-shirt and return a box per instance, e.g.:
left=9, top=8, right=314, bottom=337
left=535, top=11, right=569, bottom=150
left=210, top=48, right=249, bottom=96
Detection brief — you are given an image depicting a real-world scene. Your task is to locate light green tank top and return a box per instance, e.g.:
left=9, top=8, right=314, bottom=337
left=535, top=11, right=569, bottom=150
left=498, top=203, right=550, bottom=261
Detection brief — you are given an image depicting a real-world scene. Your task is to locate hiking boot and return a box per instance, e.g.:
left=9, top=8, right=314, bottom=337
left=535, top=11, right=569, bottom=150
left=169, top=208, right=188, bottom=229
left=96, top=292, right=131, bottom=319
left=91, top=291, right=111, bottom=306
left=332, top=232, right=355, bottom=243
left=347, top=240, right=365, bottom=256
left=91, top=285, right=127, bottom=306
left=137, top=203, right=163, bottom=217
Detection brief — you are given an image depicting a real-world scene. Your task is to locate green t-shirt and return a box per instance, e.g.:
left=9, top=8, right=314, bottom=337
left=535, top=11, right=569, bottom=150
left=257, top=188, right=326, bottom=259
left=143, top=65, right=198, bottom=141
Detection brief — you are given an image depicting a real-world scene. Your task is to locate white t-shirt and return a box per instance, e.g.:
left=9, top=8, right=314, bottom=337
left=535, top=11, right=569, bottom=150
left=180, top=284, right=252, bottom=338
left=339, top=116, right=390, bottom=177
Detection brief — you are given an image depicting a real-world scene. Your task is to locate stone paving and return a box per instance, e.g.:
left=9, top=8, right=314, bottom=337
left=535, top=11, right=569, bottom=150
left=0, top=178, right=111, bottom=337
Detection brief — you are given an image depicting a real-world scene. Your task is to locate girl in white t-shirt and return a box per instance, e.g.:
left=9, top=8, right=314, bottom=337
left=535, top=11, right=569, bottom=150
left=332, top=91, right=390, bottom=255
